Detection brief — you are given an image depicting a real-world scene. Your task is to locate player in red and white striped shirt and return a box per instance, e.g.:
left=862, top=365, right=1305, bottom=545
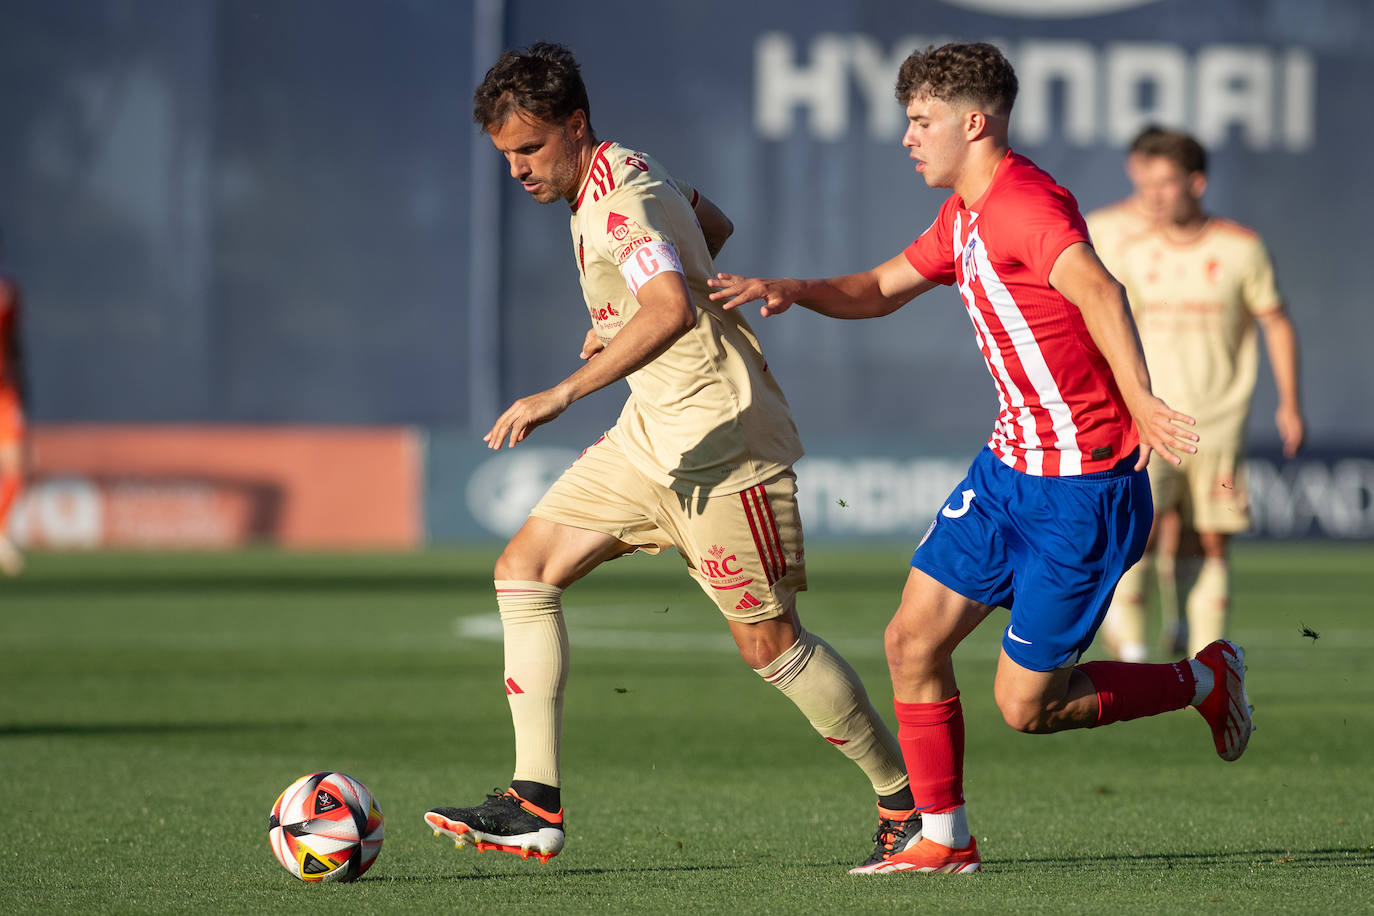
left=712, top=42, right=1253, bottom=874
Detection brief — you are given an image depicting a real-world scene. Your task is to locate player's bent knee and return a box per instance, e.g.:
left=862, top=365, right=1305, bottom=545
left=883, top=618, right=940, bottom=676
left=733, top=617, right=800, bottom=670
left=995, top=695, right=1056, bottom=734
left=493, top=548, right=539, bottom=583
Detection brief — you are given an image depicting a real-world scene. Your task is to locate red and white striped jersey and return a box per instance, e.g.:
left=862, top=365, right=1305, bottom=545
left=905, top=151, right=1138, bottom=477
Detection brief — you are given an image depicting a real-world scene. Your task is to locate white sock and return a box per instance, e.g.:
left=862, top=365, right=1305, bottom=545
left=920, top=806, right=970, bottom=849
left=1188, top=658, right=1214, bottom=706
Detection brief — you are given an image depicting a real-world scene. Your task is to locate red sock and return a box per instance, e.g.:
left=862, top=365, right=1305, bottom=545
left=893, top=694, right=964, bottom=813
left=0, top=474, right=19, bottom=530
left=1077, top=660, right=1196, bottom=727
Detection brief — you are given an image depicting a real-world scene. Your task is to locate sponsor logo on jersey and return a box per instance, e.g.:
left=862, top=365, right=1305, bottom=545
left=625, top=154, right=649, bottom=172
left=578, top=234, right=585, bottom=275
left=613, top=237, right=655, bottom=265
left=702, top=543, right=754, bottom=591
left=606, top=212, right=655, bottom=265
left=1206, top=258, right=1223, bottom=284
left=607, top=211, right=641, bottom=242
left=588, top=302, right=623, bottom=330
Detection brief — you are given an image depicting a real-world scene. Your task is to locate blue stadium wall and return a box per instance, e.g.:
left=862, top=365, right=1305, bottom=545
left=0, top=0, right=1370, bottom=543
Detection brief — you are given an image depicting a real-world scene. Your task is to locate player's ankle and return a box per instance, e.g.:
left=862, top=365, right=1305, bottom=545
left=1187, top=658, right=1214, bottom=706
left=878, top=785, right=915, bottom=812
left=510, top=780, right=560, bottom=813
left=920, top=806, right=970, bottom=849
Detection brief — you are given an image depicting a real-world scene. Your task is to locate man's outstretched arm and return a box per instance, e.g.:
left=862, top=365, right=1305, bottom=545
left=484, top=270, right=696, bottom=449
left=706, top=252, right=937, bottom=319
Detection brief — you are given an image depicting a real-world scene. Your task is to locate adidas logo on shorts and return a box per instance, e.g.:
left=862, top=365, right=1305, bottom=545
left=735, top=592, right=762, bottom=611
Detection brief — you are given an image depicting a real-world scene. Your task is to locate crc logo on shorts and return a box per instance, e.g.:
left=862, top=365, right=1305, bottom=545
left=701, top=543, right=753, bottom=591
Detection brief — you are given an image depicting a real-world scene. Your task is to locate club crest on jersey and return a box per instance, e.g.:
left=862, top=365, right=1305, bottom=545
left=701, top=543, right=752, bottom=591
left=961, top=238, right=980, bottom=281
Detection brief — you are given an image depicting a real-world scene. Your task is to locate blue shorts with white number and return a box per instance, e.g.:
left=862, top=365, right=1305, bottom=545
left=911, top=446, right=1151, bottom=672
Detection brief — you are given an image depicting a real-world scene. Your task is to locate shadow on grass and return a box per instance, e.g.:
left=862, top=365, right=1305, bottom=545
left=0, top=720, right=309, bottom=738
left=380, top=846, right=1371, bottom=883
left=986, top=847, right=1368, bottom=870
left=1, top=571, right=490, bottom=598
left=367, top=861, right=750, bottom=883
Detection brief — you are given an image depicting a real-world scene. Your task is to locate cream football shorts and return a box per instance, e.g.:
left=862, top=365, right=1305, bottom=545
left=1148, top=448, right=1250, bottom=534
left=529, top=435, right=807, bottom=623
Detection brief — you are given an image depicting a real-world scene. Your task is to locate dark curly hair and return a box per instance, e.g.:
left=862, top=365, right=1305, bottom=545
left=894, top=42, right=1018, bottom=117
left=1133, top=128, right=1208, bottom=175
left=473, top=41, right=592, bottom=133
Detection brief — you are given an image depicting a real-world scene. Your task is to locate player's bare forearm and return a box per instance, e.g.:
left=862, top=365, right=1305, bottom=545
left=707, top=252, right=933, bottom=319
left=1257, top=308, right=1303, bottom=456
left=483, top=274, right=696, bottom=449
left=1049, top=243, right=1197, bottom=468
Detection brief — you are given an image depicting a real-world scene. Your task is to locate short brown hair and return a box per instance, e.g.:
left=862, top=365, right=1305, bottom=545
left=1133, top=129, right=1208, bottom=175
left=473, top=41, right=592, bottom=133
left=894, top=42, right=1018, bottom=116
left=1127, top=123, right=1168, bottom=154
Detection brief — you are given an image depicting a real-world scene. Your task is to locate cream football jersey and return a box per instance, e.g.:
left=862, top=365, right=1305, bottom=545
left=1085, top=197, right=1152, bottom=285
left=1116, top=218, right=1282, bottom=451
left=568, top=140, right=802, bottom=496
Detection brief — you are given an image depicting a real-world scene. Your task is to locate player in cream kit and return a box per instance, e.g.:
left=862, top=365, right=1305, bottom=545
left=1084, top=124, right=1166, bottom=284
left=1103, top=129, right=1303, bottom=657
left=425, top=42, right=916, bottom=871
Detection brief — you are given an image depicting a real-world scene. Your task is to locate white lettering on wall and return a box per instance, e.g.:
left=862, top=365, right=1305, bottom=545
left=1017, top=41, right=1098, bottom=146
left=1104, top=42, right=1189, bottom=144
left=9, top=478, right=103, bottom=549
left=754, top=33, right=1317, bottom=151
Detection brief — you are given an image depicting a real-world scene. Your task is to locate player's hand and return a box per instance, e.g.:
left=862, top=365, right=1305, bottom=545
left=1128, top=394, right=1198, bottom=470
left=580, top=328, right=605, bottom=361
left=483, top=387, right=573, bottom=450
left=1276, top=404, right=1304, bottom=459
left=706, top=273, right=800, bottom=317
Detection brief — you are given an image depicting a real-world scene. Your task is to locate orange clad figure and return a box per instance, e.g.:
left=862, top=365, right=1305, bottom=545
left=0, top=232, right=28, bottom=576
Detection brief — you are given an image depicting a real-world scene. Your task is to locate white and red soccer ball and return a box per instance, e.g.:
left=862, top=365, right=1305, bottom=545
left=268, top=771, right=384, bottom=882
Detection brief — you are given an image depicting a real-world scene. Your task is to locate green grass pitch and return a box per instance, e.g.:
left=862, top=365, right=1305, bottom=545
left=1, top=541, right=1371, bottom=913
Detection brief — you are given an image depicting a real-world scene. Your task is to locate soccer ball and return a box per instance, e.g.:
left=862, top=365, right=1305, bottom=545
left=268, top=771, right=384, bottom=882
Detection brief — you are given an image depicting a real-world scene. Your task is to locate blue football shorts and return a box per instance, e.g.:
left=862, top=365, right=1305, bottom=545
left=911, top=446, right=1151, bottom=671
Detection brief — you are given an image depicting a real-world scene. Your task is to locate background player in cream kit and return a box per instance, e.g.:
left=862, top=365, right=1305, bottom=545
left=424, top=41, right=916, bottom=872
left=1101, top=129, right=1303, bottom=659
